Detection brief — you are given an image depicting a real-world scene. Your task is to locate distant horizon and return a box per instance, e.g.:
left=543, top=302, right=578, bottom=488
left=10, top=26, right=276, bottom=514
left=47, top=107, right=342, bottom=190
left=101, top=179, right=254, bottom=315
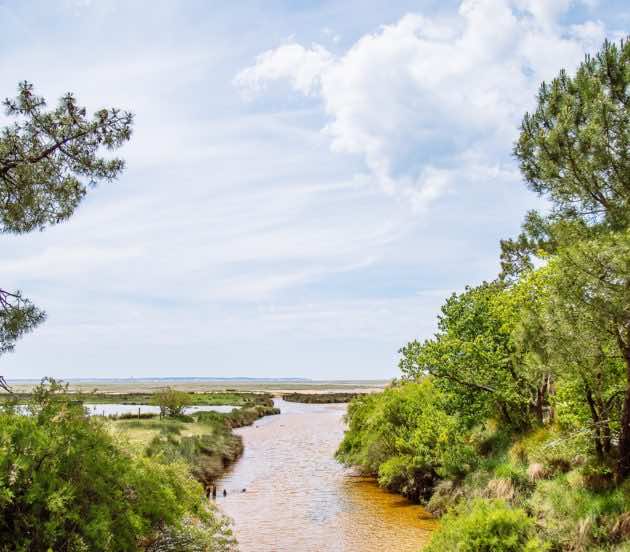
left=6, top=376, right=390, bottom=383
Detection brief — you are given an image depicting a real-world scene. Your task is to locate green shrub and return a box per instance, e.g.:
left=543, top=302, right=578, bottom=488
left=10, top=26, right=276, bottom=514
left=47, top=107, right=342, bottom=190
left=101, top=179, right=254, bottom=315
left=0, top=379, right=232, bottom=551
left=336, top=380, right=475, bottom=500
left=425, top=499, right=548, bottom=552
left=494, top=461, right=528, bottom=488
left=153, top=387, right=192, bottom=417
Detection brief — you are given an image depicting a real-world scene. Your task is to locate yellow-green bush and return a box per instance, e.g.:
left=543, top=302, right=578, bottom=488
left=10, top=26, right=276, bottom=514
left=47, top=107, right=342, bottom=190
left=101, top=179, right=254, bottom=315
left=425, top=499, right=549, bottom=552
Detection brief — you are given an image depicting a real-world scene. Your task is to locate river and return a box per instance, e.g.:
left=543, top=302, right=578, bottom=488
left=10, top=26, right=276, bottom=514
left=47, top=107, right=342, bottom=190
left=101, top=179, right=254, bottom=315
left=214, top=399, right=436, bottom=552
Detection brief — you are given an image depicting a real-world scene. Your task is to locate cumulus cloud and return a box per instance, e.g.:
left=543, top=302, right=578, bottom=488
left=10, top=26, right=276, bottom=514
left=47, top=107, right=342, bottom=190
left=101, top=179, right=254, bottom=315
left=235, top=0, right=607, bottom=209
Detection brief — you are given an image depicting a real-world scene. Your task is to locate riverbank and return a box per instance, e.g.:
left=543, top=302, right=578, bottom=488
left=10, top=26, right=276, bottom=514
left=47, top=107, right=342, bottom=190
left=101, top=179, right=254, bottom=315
left=338, top=382, right=630, bottom=551
left=112, top=403, right=279, bottom=487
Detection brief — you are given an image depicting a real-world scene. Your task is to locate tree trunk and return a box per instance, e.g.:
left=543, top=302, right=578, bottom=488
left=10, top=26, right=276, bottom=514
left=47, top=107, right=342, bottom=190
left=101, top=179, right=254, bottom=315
left=534, top=387, right=544, bottom=425
left=532, top=374, right=552, bottom=425
left=585, top=384, right=604, bottom=459
left=498, top=402, right=514, bottom=427
left=602, top=417, right=612, bottom=455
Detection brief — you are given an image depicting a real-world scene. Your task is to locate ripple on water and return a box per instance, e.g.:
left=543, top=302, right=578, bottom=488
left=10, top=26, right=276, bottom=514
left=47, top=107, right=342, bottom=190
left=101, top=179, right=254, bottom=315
left=214, top=400, right=436, bottom=552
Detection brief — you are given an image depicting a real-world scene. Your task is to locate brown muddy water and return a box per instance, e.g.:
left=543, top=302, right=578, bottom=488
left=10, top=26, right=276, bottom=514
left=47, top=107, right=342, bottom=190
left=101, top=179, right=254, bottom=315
left=214, top=399, right=436, bottom=552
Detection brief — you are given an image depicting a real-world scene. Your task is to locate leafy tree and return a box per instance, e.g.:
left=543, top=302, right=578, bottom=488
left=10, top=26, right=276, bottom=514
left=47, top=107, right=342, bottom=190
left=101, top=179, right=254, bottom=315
left=549, top=233, right=630, bottom=470
left=0, top=379, right=233, bottom=551
left=490, top=268, right=554, bottom=425
left=154, top=387, right=193, bottom=417
left=399, top=282, right=541, bottom=428
left=502, top=38, right=630, bottom=478
left=0, top=82, right=133, bottom=382
left=501, top=37, right=630, bottom=276
left=536, top=260, right=624, bottom=459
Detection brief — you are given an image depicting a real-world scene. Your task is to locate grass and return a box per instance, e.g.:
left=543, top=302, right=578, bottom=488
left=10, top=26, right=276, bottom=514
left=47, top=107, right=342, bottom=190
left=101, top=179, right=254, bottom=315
left=109, top=404, right=280, bottom=486
left=425, top=424, right=630, bottom=551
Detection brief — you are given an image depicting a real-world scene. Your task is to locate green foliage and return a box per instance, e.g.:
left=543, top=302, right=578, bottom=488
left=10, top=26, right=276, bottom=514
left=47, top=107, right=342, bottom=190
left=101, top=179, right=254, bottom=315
left=500, top=37, right=630, bottom=478
left=336, top=380, right=474, bottom=500
left=340, top=37, right=630, bottom=550
left=153, top=387, right=193, bottom=417
left=425, top=499, right=549, bottom=552
left=0, top=81, right=133, bottom=234
left=143, top=516, right=236, bottom=552
left=146, top=433, right=243, bottom=487
left=282, top=392, right=361, bottom=403
left=0, top=379, right=231, bottom=551
left=0, top=289, right=45, bottom=355
left=399, top=281, right=547, bottom=428
left=514, top=39, right=630, bottom=230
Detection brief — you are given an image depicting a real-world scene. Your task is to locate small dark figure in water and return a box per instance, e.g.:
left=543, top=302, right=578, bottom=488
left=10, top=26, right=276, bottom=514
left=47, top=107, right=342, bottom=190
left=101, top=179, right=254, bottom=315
left=212, top=486, right=217, bottom=499
left=223, top=489, right=227, bottom=497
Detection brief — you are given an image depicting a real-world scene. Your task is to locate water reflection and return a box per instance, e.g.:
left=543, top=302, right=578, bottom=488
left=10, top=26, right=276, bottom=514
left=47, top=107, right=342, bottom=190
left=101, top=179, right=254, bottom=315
left=215, top=399, right=436, bottom=552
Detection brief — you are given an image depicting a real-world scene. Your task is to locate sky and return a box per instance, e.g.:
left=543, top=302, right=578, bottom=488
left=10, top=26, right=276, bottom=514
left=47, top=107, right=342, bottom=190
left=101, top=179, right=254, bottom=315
left=0, top=0, right=628, bottom=380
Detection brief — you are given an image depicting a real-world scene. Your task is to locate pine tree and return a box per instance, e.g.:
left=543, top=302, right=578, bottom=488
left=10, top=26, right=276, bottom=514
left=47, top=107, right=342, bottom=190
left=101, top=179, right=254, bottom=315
left=0, top=81, right=133, bottom=386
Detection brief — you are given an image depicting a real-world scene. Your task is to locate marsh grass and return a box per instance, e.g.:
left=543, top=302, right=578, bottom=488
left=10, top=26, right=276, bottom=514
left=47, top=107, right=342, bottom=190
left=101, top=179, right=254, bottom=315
left=110, top=403, right=279, bottom=486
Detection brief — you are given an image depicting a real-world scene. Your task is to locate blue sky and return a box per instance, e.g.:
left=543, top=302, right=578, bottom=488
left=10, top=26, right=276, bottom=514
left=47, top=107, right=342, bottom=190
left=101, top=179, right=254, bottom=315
left=0, top=0, right=627, bottom=380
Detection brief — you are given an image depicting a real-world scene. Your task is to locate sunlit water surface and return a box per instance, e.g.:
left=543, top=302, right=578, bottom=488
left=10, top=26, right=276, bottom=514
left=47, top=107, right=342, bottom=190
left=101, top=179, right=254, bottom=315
left=85, top=404, right=237, bottom=416
left=214, top=399, right=436, bottom=552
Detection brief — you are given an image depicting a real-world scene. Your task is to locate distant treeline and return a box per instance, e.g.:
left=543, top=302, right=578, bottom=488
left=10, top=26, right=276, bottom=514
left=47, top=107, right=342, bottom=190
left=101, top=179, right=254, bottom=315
left=282, top=392, right=366, bottom=404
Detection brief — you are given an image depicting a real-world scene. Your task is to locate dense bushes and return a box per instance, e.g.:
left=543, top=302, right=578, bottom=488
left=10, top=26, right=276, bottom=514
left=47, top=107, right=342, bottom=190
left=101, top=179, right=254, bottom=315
left=338, top=374, right=630, bottom=549
left=0, top=380, right=234, bottom=552
left=425, top=499, right=547, bottom=552
left=336, top=380, right=474, bottom=500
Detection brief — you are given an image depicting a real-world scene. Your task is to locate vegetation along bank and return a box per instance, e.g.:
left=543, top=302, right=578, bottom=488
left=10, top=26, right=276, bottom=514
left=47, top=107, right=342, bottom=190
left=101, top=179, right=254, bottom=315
left=0, top=380, right=279, bottom=550
left=281, top=392, right=365, bottom=403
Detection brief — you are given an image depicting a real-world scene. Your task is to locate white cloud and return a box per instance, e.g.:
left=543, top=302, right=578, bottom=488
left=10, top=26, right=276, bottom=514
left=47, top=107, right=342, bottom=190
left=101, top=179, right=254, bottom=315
left=235, top=0, right=607, bottom=210
left=235, top=42, right=333, bottom=97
